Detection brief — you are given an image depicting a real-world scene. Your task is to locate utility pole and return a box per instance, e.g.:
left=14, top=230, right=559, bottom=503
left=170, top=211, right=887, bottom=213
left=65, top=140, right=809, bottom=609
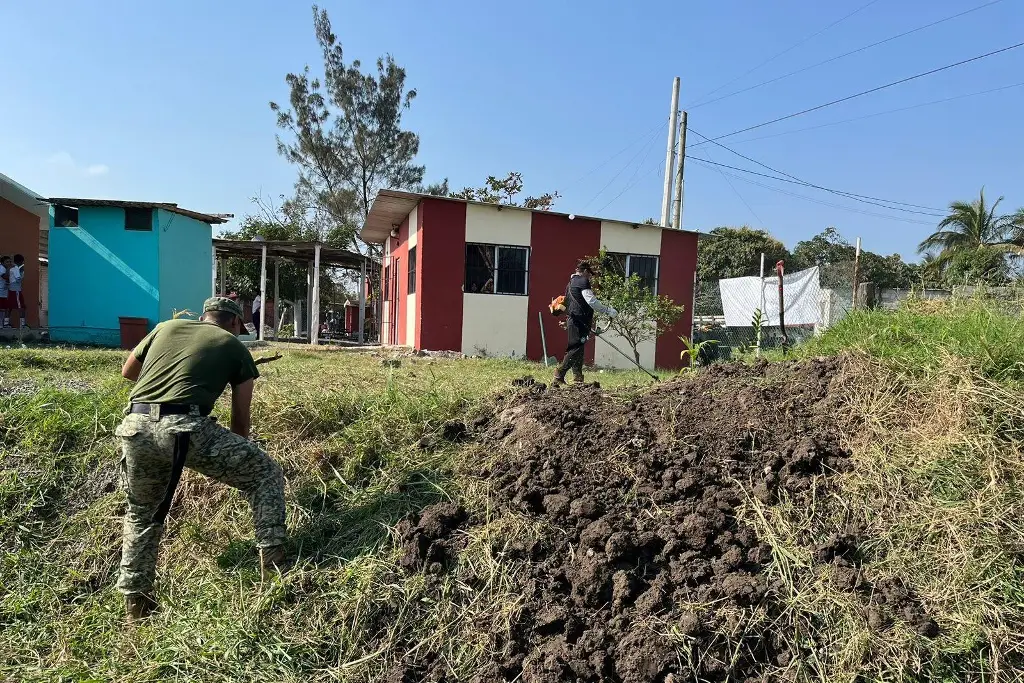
left=660, top=77, right=681, bottom=227
left=671, top=110, right=688, bottom=229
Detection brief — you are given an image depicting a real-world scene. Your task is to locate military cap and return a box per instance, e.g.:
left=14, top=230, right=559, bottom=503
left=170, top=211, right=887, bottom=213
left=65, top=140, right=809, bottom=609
left=203, top=296, right=244, bottom=320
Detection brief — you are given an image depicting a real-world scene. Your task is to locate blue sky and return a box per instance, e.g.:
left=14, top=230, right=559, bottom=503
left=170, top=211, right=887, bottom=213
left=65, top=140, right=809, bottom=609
left=1, top=0, right=1021, bottom=261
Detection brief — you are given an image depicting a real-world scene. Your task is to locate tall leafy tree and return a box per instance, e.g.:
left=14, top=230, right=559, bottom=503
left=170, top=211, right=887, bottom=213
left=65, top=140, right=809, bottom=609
left=697, top=226, right=792, bottom=280
left=270, top=5, right=424, bottom=253
left=794, top=227, right=916, bottom=290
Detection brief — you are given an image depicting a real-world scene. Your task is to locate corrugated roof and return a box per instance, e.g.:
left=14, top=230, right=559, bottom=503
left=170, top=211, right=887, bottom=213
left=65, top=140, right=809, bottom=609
left=359, top=189, right=708, bottom=244
left=46, top=198, right=233, bottom=225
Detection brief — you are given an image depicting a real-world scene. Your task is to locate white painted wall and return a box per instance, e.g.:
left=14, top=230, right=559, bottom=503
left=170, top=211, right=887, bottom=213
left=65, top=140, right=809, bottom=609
left=599, top=221, right=662, bottom=255
left=466, top=204, right=531, bottom=246
left=594, top=328, right=656, bottom=370
left=461, top=293, right=528, bottom=358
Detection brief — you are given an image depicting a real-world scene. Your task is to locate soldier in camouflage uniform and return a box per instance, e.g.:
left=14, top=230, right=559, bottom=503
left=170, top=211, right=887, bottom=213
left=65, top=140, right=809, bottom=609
left=115, top=297, right=287, bottom=620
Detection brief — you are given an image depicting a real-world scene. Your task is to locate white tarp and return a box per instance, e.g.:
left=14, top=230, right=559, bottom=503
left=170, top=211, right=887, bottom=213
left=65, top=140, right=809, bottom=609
left=719, top=266, right=822, bottom=327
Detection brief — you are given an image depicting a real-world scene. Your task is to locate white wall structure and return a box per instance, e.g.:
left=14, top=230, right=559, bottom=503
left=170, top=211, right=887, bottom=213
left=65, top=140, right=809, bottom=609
left=461, top=293, right=529, bottom=358
left=599, top=221, right=662, bottom=255
left=594, top=329, right=656, bottom=370
left=406, top=205, right=418, bottom=346
left=466, top=203, right=531, bottom=246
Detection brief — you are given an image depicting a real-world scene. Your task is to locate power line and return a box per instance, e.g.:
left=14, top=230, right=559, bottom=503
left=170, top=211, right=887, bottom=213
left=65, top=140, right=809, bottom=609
left=580, top=128, right=662, bottom=211
left=595, top=154, right=665, bottom=215
left=687, top=127, right=945, bottom=214
left=689, top=155, right=946, bottom=217
left=703, top=40, right=1024, bottom=142
left=691, top=160, right=937, bottom=225
left=715, top=81, right=1024, bottom=145
left=702, top=145, right=763, bottom=224
left=564, top=120, right=664, bottom=191
left=688, top=0, right=883, bottom=107
left=690, top=0, right=1008, bottom=111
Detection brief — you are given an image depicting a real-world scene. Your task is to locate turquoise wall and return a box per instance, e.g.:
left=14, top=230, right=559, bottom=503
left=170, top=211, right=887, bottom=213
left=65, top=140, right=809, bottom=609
left=157, top=209, right=212, bottom=321
left=49, top=206, right=160, bottom=345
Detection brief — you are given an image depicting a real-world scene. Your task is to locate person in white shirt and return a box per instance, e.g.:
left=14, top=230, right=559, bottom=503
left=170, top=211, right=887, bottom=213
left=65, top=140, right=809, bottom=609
left=7, top=254, right=26, bottom=328
left=0, top=256, right=9, bottom=327
left=251, top=295, right=261, bottom=335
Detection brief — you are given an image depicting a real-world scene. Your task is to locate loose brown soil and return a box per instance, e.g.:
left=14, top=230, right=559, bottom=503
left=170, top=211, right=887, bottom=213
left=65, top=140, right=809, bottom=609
left=394, top=358, right=936, bottom=682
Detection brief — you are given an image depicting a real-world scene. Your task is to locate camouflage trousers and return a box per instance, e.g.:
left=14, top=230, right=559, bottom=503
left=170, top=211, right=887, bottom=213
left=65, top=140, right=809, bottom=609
left=114, top=413, right=286, bottom=595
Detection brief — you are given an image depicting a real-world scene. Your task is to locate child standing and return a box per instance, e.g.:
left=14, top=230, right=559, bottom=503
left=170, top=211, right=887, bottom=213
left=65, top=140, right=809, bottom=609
left=7, top=254, right=26, bottom=328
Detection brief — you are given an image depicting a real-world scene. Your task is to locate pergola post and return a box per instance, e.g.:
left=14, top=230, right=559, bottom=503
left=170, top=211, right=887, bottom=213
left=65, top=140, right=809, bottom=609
left=212, top=253, right=218, bottom=297
left=258, top=244, right=267, bottom=341
left=310, top=243, right=321, bottom=345
left=218, top=257, right=225, bottom=295
left=358, top=257, right=366, bottom=344
left=273, top=258, right=280, bottom=339
left=306, top=261, right=314, bottom=342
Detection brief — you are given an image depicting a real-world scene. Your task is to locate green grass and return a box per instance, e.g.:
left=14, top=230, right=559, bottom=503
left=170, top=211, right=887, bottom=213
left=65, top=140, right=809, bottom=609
left=3, top=297, right=1024, bottom=681
left=0, top=346, right=657, bottom=682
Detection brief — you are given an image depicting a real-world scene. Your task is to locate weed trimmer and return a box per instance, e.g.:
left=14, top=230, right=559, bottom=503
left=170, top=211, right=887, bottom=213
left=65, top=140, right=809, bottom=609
left=592, top=329, right=659, bottom=382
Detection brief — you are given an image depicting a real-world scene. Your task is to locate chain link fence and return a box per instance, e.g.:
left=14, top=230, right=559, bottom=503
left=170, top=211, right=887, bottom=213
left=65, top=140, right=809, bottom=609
left=692, top=259, right=859, bottom=361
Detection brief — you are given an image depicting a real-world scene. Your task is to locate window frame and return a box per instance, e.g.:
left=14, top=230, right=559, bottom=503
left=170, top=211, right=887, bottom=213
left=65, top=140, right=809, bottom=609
left=54, top=205, right=79, bottom=228
left=606, top=252, right=660, bottom=294
left=408, top=246, right=417, bottom=294
left=124, top=207, right=154, bottom=232
left=464, top=243, right=531, bottom=296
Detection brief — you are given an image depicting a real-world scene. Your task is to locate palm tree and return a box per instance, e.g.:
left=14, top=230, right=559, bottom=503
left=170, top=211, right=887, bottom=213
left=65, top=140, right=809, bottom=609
left=917, top=188, right=1018, bottom=261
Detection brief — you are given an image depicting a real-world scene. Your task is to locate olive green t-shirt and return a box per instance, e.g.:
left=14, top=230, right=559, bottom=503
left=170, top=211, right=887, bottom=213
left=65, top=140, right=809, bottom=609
left=129, top=319, right=259, bottom=413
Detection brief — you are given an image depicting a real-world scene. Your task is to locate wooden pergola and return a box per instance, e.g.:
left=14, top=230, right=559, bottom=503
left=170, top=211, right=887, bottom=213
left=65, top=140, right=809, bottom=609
left=212, top=239, right=372, bottom=344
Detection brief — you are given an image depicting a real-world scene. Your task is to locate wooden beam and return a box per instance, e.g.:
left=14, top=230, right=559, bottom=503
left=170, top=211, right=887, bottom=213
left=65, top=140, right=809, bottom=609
left=273, top=258, right=280, bottom=339
left=358, top=257, right=366, bottom=344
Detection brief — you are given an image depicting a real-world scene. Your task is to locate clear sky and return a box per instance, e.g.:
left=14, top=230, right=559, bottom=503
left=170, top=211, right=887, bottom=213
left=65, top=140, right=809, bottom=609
left=2, top=0, right=1021, bottom=261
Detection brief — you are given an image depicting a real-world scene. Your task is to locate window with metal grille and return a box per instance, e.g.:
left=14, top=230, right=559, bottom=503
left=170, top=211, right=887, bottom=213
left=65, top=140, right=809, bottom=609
left=124, top=207, right=153, bottom=231
left=464, top=244, right=530, bottom=295
left=604, top=252, right=659, bottom=294
left=408, top=247, right=417, bottom=294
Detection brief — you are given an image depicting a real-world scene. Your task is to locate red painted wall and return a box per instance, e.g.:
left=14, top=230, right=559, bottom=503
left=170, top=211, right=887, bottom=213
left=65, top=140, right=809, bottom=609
left=417, top=198, right=466, bottom=351
left=655, top=229, right=698, bottom=369
left=526, top=213, right=602, bottom=365
left=0, top=198, right=41, bottom=327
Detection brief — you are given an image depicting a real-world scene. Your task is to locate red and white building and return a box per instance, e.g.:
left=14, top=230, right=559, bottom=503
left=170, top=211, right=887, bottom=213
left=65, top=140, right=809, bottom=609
left=360, top=190, right=700, bottom=371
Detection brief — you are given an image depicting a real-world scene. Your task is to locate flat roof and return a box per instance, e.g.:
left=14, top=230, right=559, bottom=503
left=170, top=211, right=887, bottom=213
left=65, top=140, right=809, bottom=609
left=213, top=239, right=367, bottom=270
left=359, top=189, right=707, bottom=244
left=47, top=197, right=233, bottom=225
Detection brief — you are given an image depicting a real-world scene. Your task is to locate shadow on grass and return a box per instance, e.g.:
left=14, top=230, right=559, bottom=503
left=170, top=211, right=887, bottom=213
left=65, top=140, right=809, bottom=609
left=217, top=466, right=449, bottom=572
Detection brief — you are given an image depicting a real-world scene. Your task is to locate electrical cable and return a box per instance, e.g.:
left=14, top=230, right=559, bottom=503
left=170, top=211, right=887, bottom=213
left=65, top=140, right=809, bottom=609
left=580, top=127, right=662, bottom=212
left=688, top=0, right=883, bottom=107
left=689, top=155, right=946, bottom=216
left=702, top=40, right=1024, bottom=142
left=711, top=81, right=1024, bottom=145
left=690, top=0, right=1008, bottom=110
left=687, top=127, right=945, bottom=214
left=690, top=160, right=937, bottom=225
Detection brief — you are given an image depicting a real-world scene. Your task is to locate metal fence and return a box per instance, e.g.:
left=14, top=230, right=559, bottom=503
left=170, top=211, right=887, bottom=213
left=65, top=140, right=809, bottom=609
left=692, top=259, right=859, bottom=359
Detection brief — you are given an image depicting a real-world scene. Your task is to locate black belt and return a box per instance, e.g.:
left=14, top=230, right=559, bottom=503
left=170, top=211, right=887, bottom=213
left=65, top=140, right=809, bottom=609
left=130, top=403, right=210, bottom=417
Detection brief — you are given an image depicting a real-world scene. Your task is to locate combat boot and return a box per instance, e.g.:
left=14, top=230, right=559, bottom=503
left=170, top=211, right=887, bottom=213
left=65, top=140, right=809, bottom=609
left=571, top=371, right=585, bottom=384
left=551, top=372, right=566, bottom=387
left=125, top=593, right=157, bottom=621
left=260, top=545, right=289, bottom=579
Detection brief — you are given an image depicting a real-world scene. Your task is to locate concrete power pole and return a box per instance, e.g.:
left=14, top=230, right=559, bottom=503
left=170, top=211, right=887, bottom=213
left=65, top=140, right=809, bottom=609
left=671, top=111, right=688, bottom=229
left=660, top=77, right=681, bottom=227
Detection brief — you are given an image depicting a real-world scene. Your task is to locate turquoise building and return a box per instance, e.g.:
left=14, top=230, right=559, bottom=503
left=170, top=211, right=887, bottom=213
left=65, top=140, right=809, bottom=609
left=47, top=199, right=229, bottom=346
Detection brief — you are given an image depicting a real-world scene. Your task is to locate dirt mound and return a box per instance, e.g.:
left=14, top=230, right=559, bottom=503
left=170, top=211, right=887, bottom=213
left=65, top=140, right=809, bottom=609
left=396, top=358, right=936, bottom=682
